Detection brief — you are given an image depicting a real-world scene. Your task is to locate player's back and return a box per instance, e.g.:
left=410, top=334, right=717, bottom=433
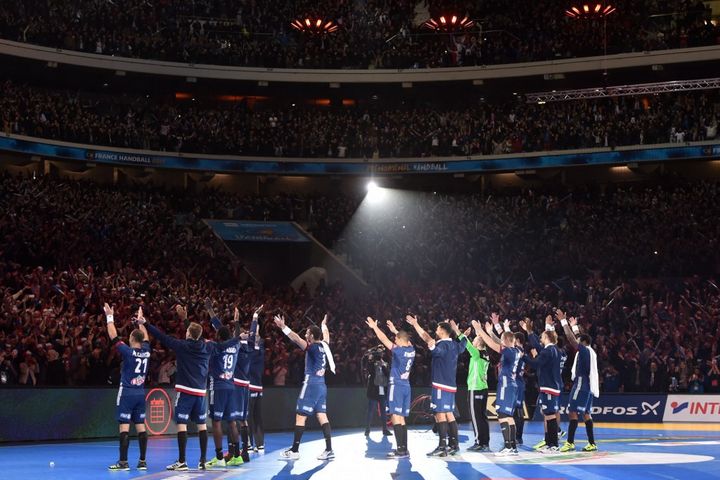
left=209, top=342, right=239, bottom=391
left=499, top=346, right=519, bottom=386
left=430, top=339, right=464, bottom=390
left=390, top=345, right=415, bottom=385
left=574, top=344, right=592, bottom=389
left=304, top=342, right=328, bottom=384
left=118, top=341, right=151, bottom=393
left=249, top=341, right=265, bottom=391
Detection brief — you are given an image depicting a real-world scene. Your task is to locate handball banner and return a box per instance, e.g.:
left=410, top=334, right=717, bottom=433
left=1, top=133, right=720, bottom=175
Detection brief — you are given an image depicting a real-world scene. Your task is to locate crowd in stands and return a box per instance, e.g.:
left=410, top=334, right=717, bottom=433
left=2, top=80, right=719, bottom=157
left=1, top=173, right=719, bottom=397
left=0, top=0, right=717, bottom=69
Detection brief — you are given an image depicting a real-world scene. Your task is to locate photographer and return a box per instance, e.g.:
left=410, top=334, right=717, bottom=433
left=363, top=346, right=393, bottom=437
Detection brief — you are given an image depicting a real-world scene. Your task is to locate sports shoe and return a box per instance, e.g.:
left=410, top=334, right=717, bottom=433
left=387, top=449, right=410, bottom=458
left=206, top=456, right=226, bottom=468
left=317, top=450, right=335, bottom=461
left=516, top=437, right=524, bottom=445
left=241, top=451, right=251, bottom=463
left=383, top=429, right=393, bottom=436
left=510, top=447, right=519, bottom=455
left=466, top=443, right=482, bottom=452
left=582, top=443, right=598, bottom=452
left=108, top=461, right=130, bottom=471
left=166, top=461, right=189, bottom=471
left=447, top=445, right=459, bottom=456
left=559, top=442, right=576, bottom=452
left=494, top=447, right=514, bottom=457
left=533, top=439, right=546, bottom=450
left=539, top=446, right=560, bottom=454
left=198, top=460, right=207, bottom=470
left=136, top=460, right=147, bottom=470
left=226, top=456, right=245, bottom=467
left=477, top=445, right=491, bottom=452
left=257, top=445, right=265, bottom=451
left=279, top=449, right=300, bottom=460
left=427, top=446, right=448, bottom=457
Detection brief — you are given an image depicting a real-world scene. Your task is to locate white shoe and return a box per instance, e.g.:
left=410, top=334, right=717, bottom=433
left=539, top=446, right=560, bottom=454
left=280, top=449, right=300, bottom=460
left=317, top=450, right=335, bottom=461
left=494, top=447, right=514, bottom=457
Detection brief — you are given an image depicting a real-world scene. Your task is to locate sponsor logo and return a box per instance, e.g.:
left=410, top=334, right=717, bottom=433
left=145, top=388, right=172, bottom=435
left=642, top=401, right=661, bottom=415
left=663, top=395, right=720, bottom=422
left=672, top=401, right=689, bottom=414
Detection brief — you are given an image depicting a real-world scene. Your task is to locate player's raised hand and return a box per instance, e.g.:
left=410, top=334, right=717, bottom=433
left=545, top=314, right=554, bottom=326
left=569, top=316, right=578, bottom=327
left=484, top=322, right=494, bottom=334
left=253, top=304, right=263, bottom=320
left=519, top=318, right=530, bottom=332
left=490, top=312, right=500, bottom=325
left=273, top=315, right=286, bottom=329
left=405, top=314, right=418, bottom=326
left=234, top=306, right=240, bottom=323
left=321, top=313, right=328, bottom=327
left=463, top=327, right=472, bottom=337
left=175, top=304, right=188, bottom=321
left=136, top=306, right=146, bottom=324
left=503, top=319, right=511, bottom=331
left=386, top=320, right=399, bottom=334
left=103, top=302, right=114, bottom=317
left=471, top=319, right=481, bottom=333
left=555, top=308, right=566, bottom=321
left=365, top=316, right=378, bottom=329
left=449, top=319, right=460, bottom=335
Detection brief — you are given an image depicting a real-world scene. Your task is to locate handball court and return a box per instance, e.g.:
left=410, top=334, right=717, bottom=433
left=2, top=422, right=719, bottom=480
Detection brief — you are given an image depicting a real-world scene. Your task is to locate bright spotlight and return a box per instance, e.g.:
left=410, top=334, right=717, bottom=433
left=365, top=181, right=385, bottom=203
left=367, top=180, right=378, bottom=191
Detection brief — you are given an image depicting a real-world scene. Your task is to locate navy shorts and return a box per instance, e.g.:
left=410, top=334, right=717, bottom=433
left=209, top=388, right=239, bottom=421
left=387, top=383, right=411, bottom=417
left=234, top=386, right=249, bottom=421
left=495, top=377, right=517, bottom=416
left=430, top=387, right=456, bottom=413
left=568, top=386, right=594, bottom=414
left=116, top=389, right=146, bottom=424
left=174, top=392, right=207, bottom=424
left=539, top=392, right=560, bottom=415
left=296, top=382, right=327, bottom=416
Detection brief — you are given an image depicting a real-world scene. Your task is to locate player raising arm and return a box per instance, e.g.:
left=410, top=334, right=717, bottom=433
left=366, top=317, right=415, bottom=458
left=275, top=314, right=335, bottom=461
left=105, top=304, right=151, bottom=472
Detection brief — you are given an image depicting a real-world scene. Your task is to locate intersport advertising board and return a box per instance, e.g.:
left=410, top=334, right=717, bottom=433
left=663, top=395, right=720, bottom=422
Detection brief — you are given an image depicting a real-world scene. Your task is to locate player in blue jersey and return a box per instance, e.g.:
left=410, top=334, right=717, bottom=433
left=247, top=319, right=265, bottom=452
left=474, top=318, right=521, bottom=456
left=557, top=312, right=599, bottom=452
left=366, top=316, right=416, bottom=458
left=407, top=315, right=467, bottom=457
left=275, top=313, right=335, bottom=461
left=203, top=302, right=259, bottom=468
left=143, top=304, right=241, bottom=471
left=105, top=304, right=151, bottom=471
left=521, top=317, right=563, bottom=453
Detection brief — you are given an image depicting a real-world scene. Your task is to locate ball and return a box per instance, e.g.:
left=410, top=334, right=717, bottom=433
left=49, top=461, right=55, bottom=468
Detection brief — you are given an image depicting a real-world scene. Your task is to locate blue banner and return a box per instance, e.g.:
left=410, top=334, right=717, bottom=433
left=533, top=393, right=667, bottom=423
left=1, top=134, right=719, bottom=175
left=205, top=220, right=310, bottom=243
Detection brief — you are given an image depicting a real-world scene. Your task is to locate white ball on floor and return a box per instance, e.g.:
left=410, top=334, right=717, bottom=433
left=49, top=461, right=55, bottom=468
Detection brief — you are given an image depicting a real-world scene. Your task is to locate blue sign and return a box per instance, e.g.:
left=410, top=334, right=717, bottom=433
left=532, top=393, right=666, bottom=423
left=1, top=134, right=719, bottom=175
left=205, top=220, right=310, bottom=243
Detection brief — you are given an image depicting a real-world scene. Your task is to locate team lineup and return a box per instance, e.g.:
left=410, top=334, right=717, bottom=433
left=105, top=303, right=600, bottom=471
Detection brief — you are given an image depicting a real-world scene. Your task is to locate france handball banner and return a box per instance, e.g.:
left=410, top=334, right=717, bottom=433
left=533, top=393, right=666, bottom=423
left=204, top=220, right=310, bottom=243
left=663, top=395, right=720, bottom=422
left=2, top=133, right=720, bottom=176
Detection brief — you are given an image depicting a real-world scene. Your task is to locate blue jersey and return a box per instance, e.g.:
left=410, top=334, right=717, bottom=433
left=233, top=341, right=252, bottom=388
left=147, top=323, right=238, bottom=396
left=117, top=341, right=151, bottom=394
left=304, top=342, right=328, bottom=384
left=249, top=340, right=265, bottom=392
left=430, top=337, right=467, bottom=392
left=390, top=345, right=415, bottom=386
left=209, top=342, right=239, bottom=391
left=526, top=335, right=563, bottom=396
left=499, top=346, right=521, bottom=383
left=573, top=344, right=591, bottom=391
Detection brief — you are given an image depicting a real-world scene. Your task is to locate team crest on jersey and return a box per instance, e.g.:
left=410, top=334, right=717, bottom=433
left=131, top=375, right=146, bottom=386
left=220, top=372, right=233, bottom=380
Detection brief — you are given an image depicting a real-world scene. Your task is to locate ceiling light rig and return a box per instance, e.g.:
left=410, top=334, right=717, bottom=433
left=422, top=14, right=474, bottom=32
left=290, top=17, right=339, bottom=34
left=565, top=3, right=617, bottom=19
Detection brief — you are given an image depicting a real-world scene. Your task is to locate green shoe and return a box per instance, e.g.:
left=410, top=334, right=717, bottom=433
left=533, top=439, right=546, bottom=450
left=206, top=456, right=226, bottom=468
left=559, top=441, right=575, bottom=452
left=226, top=456, right=245, bottom=467
left=582, top=443, right=598, bottom=452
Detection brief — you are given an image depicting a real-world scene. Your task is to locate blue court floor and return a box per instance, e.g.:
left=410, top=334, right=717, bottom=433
left=1, top=421, right=719, bottom=480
